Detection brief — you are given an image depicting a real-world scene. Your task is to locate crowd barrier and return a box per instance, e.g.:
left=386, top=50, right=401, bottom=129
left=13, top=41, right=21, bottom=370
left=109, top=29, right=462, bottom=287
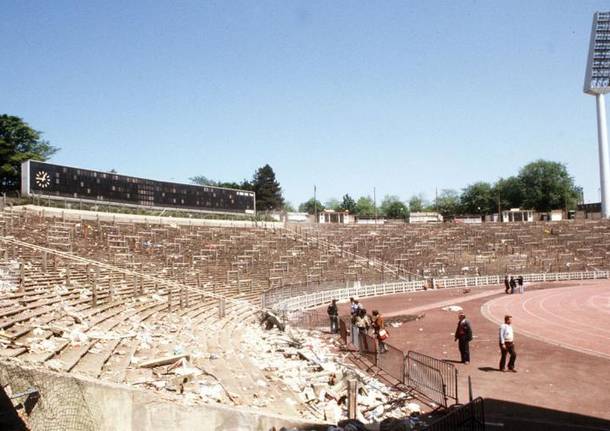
left=406, top=351, right=459, bottom=407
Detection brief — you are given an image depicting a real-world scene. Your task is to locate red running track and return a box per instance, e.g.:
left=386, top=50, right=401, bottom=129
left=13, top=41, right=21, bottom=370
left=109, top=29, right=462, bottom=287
left=481, top=283, right=610, bottom=360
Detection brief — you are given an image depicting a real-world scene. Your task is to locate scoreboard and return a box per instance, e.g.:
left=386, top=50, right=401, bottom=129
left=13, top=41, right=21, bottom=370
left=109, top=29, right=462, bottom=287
left=21, top=160, right=256, bottom=215
left=585, top=11, right=610, bottom=94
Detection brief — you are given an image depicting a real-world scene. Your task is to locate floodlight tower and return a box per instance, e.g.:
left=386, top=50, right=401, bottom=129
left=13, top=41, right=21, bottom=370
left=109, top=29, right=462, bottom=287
left=584, top=11, right=610, bottom=217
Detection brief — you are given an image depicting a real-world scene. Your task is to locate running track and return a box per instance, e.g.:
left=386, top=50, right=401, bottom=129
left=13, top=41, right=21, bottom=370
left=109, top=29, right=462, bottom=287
left=481, top=284, right=610, bottom=360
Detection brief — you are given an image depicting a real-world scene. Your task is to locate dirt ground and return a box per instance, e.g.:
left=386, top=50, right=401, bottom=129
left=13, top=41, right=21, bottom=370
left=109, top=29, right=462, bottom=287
left=322, top=281, right=610, bottom=430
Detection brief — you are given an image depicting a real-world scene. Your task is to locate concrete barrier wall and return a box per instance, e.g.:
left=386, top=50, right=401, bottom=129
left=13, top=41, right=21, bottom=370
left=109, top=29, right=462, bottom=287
left=0, top=359, right=320, bottom=431
left=6, top=205, right=284, bottom=229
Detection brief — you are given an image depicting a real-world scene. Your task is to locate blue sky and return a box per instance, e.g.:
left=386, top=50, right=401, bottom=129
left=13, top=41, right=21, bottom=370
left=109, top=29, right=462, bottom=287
left=1, top=1, right=608, bottom=207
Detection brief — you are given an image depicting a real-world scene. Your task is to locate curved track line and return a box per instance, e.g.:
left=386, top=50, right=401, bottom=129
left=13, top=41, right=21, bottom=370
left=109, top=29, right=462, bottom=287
left=480, top=284, right=610, bottom=361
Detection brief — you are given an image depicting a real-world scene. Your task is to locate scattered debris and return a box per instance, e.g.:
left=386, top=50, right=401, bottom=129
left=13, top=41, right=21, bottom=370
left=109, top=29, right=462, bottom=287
left=440, top=305, right=463, bottom=313
left=139, top=353, right=190, bottom=368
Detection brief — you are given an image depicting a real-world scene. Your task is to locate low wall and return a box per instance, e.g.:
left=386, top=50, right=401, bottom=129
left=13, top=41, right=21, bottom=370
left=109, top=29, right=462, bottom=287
left=0, top=359, right=320, bottom=431
left=5, top=205, right=283, bottom=229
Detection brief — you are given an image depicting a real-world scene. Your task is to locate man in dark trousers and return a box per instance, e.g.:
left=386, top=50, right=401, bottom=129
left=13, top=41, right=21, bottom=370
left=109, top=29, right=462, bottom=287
left=504, top=275, right=510, bottom=294
left=454, top=312, right=473, bottom=364
left=499, top=315, right=517, bottom=372
left=327, top=299, right=339, bottom=334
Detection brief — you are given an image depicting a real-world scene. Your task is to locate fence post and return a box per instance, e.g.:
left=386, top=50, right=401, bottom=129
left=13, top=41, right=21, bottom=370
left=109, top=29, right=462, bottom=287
left=347, top=380, right=358, bottom=419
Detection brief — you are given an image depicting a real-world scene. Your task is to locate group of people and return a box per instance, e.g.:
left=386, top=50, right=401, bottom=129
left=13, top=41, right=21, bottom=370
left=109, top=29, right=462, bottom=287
left=329, top=297, right=518, bottom=372
left=327, top=298, right=389, bottom=353
left=454, top=312, right=517, bottom=372
left=504, top=274, right=525, bottom=294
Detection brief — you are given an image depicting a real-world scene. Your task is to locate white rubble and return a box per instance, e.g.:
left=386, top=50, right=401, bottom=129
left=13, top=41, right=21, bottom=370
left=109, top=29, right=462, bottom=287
left=441, top=305, right=463, bottom=312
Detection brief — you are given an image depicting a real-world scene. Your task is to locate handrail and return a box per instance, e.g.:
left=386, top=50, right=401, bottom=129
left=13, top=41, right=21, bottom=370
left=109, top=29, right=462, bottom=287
left=269, top=270, right=610, bottom=312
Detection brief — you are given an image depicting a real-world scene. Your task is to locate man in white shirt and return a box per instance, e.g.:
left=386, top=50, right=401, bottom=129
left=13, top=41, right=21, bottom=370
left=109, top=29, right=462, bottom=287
left=499, top=315, right=517, bottom=372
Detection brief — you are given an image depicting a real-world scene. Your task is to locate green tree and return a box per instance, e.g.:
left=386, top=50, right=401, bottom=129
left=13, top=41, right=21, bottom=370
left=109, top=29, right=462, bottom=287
left=517, top=160, right=580, bottom=211
left=299, top=198, right=324, bottom=214
left=340, top=194, right=357, bottom=213
left=190, top=175, right=251, bottom=190
left=325, top=198, right=341, bottom=211
left=492, top=176, right=524, bottom=212
left=283, top=201, right=295, bottom=212
left=355, top=196, right=376, bottom=218
left=380, top=195, right=408, bottom=219
left=433, top=189, right=461, bottom=218
left=460, top=182, right=495, bottom=215
left=251, top=164, right=284, bottom=211
left=408, top=195, right=426, bottom=212
left=0, top=115, right=59, bottom=191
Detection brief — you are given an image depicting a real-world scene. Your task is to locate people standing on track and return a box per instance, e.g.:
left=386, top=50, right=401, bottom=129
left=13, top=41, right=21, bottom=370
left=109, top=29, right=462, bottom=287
left=372, top=310, right=389, bottom=353
left=504, top=275, right=511, bottom=294
left=517, top=275, right=524, bottom=294
left=349, top=298, right=362, bottom=348
left=509, top=276, right=517, bottom=294
left=454, top=312, right=473, bottom=364
left=354, top=308, right=369, bottom=347
left=499, top=315, right=517, bottom=372
left=327, top=299, right=339, bottom=334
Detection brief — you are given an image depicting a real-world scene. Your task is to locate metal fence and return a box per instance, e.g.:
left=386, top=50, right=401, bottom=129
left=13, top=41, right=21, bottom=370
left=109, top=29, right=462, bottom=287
left=327, top=320, right=458, bottom=409
left=377, top=342, right=405, bottom=381
left=405, top=351, right=459, bottom=407
left=287, top=309, right=328, bottom=330
left=339, top=317, right=348, bottom=344
left=424, top=397, right=485, bottom=431
left=266, top=270, right=610, bottom=312
left=359, top=332, right=378, bottom=364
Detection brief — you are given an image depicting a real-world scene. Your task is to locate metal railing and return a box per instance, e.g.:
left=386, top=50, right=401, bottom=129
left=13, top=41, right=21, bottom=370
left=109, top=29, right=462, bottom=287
left=405, top=351, right=459, bottom=407
left=266, top=270, right=610, bottom=312
left=424, top=397, right=485, bottom=431
left=311, top=315, right=459, bottom=409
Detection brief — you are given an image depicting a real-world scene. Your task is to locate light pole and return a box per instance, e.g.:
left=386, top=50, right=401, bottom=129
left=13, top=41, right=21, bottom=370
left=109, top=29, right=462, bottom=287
left=584, top=11, right=610, bottom=218
left=314, top=185, right=318, bottom=223
left=373, top=187, right=377, bottom=223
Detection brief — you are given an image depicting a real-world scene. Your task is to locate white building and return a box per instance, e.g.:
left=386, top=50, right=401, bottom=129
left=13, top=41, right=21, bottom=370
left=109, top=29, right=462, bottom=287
left=318, top=210, right=354, bottom=224
left=409, top=212, right=443, bottom=223
left=487, top=208, right=535, bottom=223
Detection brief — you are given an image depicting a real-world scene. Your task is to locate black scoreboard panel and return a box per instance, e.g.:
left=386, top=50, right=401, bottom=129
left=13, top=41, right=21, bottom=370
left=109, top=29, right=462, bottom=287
left=23, top=160, right=255, bottom=214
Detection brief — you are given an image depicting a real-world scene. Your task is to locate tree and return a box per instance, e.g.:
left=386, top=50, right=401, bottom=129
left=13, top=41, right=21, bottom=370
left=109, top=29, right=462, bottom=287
left=251, top=164, right=284, bottom=211
left=283, top=201, right=295, bottom=212
left=325, top=198, right=341, bottom=211
left=190, top=175, right=251, bottom=191
left=0, top=115, right=58, bottom=191
left=517, top=160, right=580, bottom=211
left=492, top=176, right=524, bottom=212
left=340, top=194, right=357, bottom=213
left=433, top=189, right=461, bottom=218
left=460, top=182, right=495, bottom=215
left=380, top=195, right=408, bottom=219
left=299, top=198, right=324, bottom=214
left=408, top=195, right=426, bottom=213
left=355, top=196, right=376, bottom=218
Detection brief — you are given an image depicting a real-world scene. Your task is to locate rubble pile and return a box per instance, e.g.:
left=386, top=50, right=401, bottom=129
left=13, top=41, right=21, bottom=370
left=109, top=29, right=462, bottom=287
left=243, top=323, right=421, bottom=424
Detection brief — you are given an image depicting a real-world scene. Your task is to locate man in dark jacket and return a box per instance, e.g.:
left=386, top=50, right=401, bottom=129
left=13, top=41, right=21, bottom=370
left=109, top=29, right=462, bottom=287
left=509, top=276, right=517, bottom=294
left=454, top=312, right=473, bottom=364
left=327, top=299, right=339, bottom=334
left=504, top=275, right=510, bottom=294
